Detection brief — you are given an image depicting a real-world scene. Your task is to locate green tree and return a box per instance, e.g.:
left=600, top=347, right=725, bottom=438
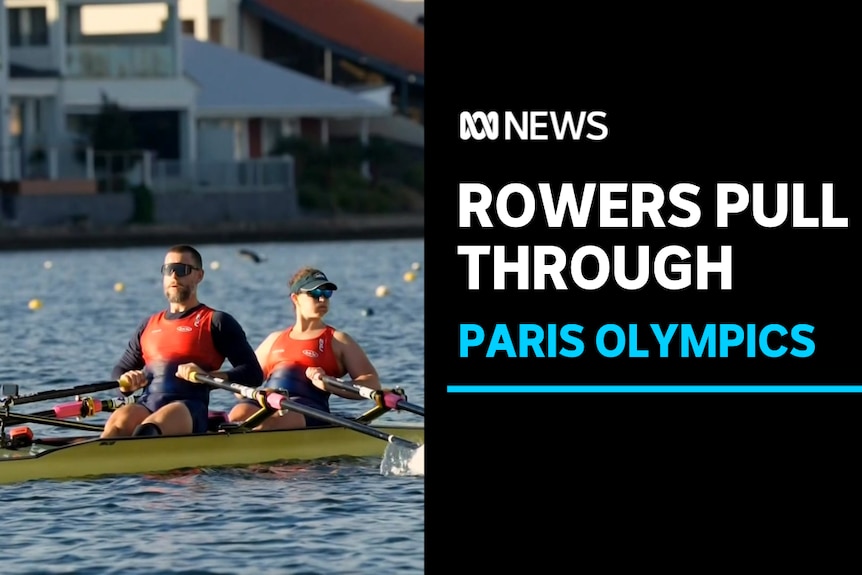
left=269, top=135, right=423, bottom=214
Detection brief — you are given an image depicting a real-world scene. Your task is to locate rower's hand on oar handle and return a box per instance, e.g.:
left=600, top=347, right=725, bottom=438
left=305, top=367, right=326, bottom=391
left=118, top=370, right=148, bottom=396
left=178, top=364, right=206, bottom=383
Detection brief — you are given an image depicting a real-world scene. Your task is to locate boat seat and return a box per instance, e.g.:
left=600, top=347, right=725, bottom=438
left=207, top=411, right=229, bottom=432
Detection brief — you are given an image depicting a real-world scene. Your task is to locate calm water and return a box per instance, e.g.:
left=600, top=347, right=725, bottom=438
left=0, top=238, right=425, bottom=574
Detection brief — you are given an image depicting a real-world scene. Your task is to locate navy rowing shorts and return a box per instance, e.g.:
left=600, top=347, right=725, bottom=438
left=138, top=395, right=210, bottom=434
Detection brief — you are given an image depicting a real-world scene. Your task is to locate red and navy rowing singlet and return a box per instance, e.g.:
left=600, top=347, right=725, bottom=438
left=139, top=306, right=225, bottom=404
left=261, top=326, right=344, bottom=411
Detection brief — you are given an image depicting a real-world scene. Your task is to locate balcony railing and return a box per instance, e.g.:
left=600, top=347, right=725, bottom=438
left=152, top=158, right=296, bottom=193
left=65, top=45, right=174, bottom=78
left=1, top=145, right=295, bottom=195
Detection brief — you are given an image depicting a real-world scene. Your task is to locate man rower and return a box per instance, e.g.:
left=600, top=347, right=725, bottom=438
left=101, top=245, right=263, bottom=437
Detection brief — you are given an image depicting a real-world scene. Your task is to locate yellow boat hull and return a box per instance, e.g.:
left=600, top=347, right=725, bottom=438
left=0, top=423, right=424, bottom=485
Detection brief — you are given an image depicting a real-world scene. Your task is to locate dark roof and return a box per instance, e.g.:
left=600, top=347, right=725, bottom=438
left=242, top=0, right=424, bottom=84
left=10, top=63, right=60, bottom=78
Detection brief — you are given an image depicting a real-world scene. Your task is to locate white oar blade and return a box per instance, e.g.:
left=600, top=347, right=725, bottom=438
left=380, top=443, right=425, bottom=477
left=407, top=444, right=425, bottom=475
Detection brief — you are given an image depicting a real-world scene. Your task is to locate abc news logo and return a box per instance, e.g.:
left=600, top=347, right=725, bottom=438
left=459, top=110, right=608, bottom=141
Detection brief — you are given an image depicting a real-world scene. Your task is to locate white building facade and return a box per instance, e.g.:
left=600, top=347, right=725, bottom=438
left=173, top=0, right=424, bottom=148
left=1, top=2, right=12, bottom=180
left=2, top=0, right=399, bottom=193
left=2, top=0, right=197, bottom=184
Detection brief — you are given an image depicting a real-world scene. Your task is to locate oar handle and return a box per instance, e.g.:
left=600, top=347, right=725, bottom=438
left=189, top=372, right=421, bottom=450
left=320, top=376, right=425, bottom=417
left=53, top=397, right=128, bottom=419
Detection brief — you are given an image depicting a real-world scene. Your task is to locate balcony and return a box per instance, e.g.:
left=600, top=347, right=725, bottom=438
left=66, top=44, right=174, bottom=78
left=65, top=2, right=178, bottom=78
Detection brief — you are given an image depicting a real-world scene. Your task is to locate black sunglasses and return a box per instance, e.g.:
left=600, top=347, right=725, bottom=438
left=305, top=288, right=333, bottom=299
left=161, top=263, right=200, bottom=277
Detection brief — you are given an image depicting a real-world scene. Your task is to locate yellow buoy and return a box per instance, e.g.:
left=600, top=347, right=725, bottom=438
left=210, top=261, right=221, bottom=270
left=375, top=285, right=390, bottom=297
left=114, top=282, right=125, bottom=292
left=28, top=299, right=43, bottom=310
left=403, top=271, right=416, bottom=282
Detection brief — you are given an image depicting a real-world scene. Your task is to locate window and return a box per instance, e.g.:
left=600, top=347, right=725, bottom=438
left=9, top=103, right=22, bottom=137
left=208, top=18, right=223, bottom=44
left=181, top=19, right=195, bottom=35
left=9, top=8, right=49, bottom=47
left=78, top=4, right=168, bottom=35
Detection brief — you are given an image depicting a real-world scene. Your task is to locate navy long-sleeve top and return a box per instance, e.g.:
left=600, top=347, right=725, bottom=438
left=111, top=304, right=264, bottom=388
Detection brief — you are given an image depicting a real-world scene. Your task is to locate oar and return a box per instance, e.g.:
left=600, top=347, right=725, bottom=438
left=52, top=397, right=128, bottom=419
left=2, top=408, right=55, bottom=426
left=189, top=372, right=422, bottom=450
left=320, top=376, right=425, bottom=416
left=2, top=397, right=128, bottom=428
left=3, top=410, right=105, bottom=432
left=1, top=380, right=120, bottom=407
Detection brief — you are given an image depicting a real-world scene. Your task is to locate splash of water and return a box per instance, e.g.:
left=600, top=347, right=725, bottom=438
left=380, top=443, right=425, bottom=477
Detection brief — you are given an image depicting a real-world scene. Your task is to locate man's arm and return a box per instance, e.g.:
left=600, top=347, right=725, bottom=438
left=111, top=319, right=148, bottom=380
left=210, top=311, right=264, bottom=387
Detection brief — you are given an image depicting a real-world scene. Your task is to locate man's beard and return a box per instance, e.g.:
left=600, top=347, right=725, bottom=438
left=166, top=285, right=192, bottom=303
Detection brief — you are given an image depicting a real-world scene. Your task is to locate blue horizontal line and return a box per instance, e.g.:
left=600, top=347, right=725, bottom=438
left=447, top=385, right=862, bottom=393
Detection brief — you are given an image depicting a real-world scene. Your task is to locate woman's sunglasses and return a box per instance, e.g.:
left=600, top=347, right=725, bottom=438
left=161, top=263, right=200, bottom=277
left=304, top=288, right=333, bottom=299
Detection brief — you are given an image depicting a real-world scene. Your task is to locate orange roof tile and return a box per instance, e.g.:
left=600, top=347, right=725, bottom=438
left=250, top=0, right=424, bottom=77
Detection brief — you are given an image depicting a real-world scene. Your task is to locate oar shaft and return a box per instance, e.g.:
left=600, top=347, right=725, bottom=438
left=191, top=373, right=421, bottom=449
left=4, top=411, right=105, bottom=432
left=2, top=408, right=55, bottom=427
left=3, top=381, right=120, bottom=407
left=321, top=376, right=425, bottom=417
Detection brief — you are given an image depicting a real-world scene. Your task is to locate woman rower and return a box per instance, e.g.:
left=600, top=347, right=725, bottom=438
left=227, top=266, right=380, bottom=429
